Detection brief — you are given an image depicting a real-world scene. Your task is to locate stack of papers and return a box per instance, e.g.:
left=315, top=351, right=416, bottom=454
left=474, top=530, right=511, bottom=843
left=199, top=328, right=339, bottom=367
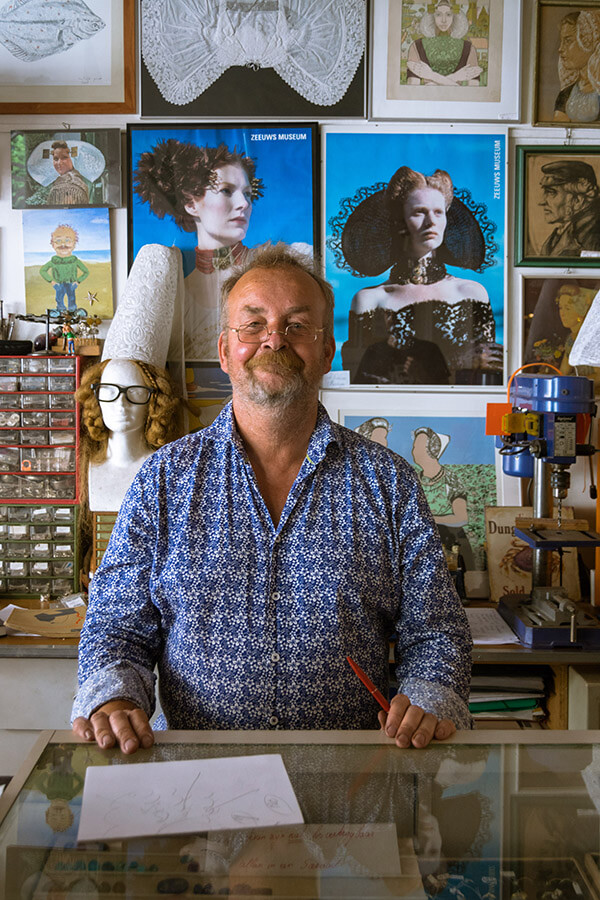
left=469, top=672, right=546, bottom=722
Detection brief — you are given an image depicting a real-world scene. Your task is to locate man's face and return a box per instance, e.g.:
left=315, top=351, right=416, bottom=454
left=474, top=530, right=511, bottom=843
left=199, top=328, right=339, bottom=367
left=51, top=233, right=76, bottom=257
left=52, top=149, right=74, bottom=176
left=218, top=266, right=335, bottom=409
left=539, top=182, right=572, bottom=224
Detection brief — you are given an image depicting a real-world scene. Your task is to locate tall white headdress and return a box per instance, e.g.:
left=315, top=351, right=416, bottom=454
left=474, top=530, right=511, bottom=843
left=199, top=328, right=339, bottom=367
left=102, top=244, right=184, bottom=372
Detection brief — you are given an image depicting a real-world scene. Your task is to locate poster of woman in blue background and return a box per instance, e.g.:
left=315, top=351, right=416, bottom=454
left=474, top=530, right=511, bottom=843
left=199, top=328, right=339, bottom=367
left=325, top=129, right=506, bottom=385
left=128, top=124, right=317, bottom=361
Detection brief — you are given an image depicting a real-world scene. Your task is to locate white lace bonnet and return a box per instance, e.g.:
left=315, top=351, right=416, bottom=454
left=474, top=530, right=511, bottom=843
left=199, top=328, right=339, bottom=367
left=102, top=243, right=184, bottom=372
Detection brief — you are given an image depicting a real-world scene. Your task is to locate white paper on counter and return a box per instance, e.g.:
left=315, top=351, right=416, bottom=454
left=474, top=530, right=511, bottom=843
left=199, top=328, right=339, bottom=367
left=78, top=753, right=304, bottom=842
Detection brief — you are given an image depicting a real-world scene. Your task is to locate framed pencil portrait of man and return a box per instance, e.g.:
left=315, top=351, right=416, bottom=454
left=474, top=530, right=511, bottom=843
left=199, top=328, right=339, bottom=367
left=533, top=1, right=600, bottom=128
left=515, top=145, right=600, bottom=266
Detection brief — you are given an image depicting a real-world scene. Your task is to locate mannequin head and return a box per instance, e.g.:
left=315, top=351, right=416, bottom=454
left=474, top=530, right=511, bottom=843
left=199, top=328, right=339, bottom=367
left=94, top=359, right=153, bottom=438
left=76, top=357, right=181, bottom=464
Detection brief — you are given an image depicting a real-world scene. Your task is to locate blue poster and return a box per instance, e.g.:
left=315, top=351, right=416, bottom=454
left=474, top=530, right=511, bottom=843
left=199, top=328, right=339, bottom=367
left=344, top=412, right=496, bottom=571
left=325, top=130, right=506, bottom=385
left=128, top=123, right=317, bottom=361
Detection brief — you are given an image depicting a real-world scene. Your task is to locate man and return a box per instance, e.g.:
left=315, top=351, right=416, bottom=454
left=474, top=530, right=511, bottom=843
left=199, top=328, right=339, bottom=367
left=39, top=225, right=89, bottom=314
left=539, top=160, right=600, bottom=257
left=72, top=245, right=472, bottom=754
left=47, top=141, right=90, bottom=206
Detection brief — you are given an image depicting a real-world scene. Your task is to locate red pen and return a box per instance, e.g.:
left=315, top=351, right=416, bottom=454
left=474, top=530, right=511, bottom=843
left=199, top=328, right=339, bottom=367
left=346, top=655, right=390, bottom=713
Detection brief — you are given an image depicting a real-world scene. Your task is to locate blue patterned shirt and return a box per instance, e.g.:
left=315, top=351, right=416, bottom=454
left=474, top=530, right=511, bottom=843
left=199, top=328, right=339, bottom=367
left=73, top=403, right=472, bottom=730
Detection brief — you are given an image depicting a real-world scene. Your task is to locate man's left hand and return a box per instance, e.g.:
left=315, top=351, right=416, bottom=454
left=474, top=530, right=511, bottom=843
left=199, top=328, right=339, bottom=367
left=378, top=693, right=456, bottom=748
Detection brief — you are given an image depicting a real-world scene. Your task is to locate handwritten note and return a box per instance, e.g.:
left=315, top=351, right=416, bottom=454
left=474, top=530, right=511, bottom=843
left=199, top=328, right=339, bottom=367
left=466, top=607, right=520, bottom=645
left=77, top=754, right=303, bottom=842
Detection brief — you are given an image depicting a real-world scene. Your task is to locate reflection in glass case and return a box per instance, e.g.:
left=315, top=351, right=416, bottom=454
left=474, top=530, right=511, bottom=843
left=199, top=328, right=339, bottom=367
left=0, top=734, right=600, bottom=899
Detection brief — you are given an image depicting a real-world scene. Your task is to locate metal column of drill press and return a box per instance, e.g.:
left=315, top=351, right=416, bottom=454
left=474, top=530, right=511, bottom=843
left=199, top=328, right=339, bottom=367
left=491, top=374, right=600, bottom=648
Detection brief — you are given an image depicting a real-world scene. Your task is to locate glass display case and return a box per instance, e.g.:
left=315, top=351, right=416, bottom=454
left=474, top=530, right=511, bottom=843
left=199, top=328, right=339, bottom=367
left=1, top=730, right=599, bottom=899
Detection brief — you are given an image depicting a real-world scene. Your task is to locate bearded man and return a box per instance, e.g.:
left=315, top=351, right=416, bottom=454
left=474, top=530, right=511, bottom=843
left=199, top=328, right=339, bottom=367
left=72, top=244, right=472, bottom=754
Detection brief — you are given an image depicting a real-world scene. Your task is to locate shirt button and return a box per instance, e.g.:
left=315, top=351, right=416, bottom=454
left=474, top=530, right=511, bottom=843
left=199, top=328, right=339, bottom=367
left=271, top=652, right=280, bottom=662
left=269, top=715, right=279, bottom=726
left=274, top=535, right=281, bottom=543
left=271, top=591, right=280, bottom=600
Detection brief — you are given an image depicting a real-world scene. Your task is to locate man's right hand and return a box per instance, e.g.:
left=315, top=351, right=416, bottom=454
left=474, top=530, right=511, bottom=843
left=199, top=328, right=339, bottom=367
left=72, top=700, right=154, bottom=755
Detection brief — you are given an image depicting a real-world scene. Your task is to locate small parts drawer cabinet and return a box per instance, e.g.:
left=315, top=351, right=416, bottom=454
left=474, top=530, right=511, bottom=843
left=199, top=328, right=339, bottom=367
left=0, top=355, right=79, bottom=503
left=0, top=356, right=80, bottom=598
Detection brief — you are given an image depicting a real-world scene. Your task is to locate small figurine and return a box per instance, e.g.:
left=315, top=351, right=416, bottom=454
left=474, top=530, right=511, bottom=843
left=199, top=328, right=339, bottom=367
left=62, top=321, right=76, bottom=355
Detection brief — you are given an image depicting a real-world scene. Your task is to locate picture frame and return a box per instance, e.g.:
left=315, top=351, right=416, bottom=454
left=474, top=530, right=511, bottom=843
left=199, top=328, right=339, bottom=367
left=515, top=145, right=600, bottom=266
left=533, top=1, right=600, bottom=128
left=521, top=275, right=600, bottom=390
left=371, top=0, right=521, bottom=121
left=320, top=388, right=520, bottom=599
left=140, top=0, right=366, bottom=118
left=0, top=0, right=135, bottom=114
left=322, top=125, right=507, bottom=388
left=128, top=122, right=319, bottom=362
left=11, top=129, right=122, bottom=210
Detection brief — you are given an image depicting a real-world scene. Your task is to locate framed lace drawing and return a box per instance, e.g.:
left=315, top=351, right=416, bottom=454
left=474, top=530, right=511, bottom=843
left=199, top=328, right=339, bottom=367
left=140, top=0, right=367, bottom=118
left=371, top=0, right=521, bottom=121
left=128, top=122, right=319, bottom=364
left=533, top=1, right=600, bottom=128
left=322, top=125, right=507, bottom=389
left=0, top=0, right=135, bottom=114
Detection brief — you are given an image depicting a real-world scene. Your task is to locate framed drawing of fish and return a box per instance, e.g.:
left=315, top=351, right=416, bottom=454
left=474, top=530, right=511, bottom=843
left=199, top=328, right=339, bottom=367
left=0, top=0, right=135, bottom=113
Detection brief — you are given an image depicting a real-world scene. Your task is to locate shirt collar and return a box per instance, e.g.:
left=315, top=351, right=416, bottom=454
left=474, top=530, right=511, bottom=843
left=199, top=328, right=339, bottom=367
left=209, top=400, right=340, bottom=465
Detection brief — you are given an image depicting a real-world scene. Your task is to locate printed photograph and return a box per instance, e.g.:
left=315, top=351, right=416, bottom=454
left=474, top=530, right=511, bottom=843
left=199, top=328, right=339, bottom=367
left=140, top=0, right=366, bottom=118
left=343, top=410, right=497, bottom=573
left=128, top=123, right=318, bottom=363
left=325, top=129, right=506, bottom=386
left=11, top=129, right=121, bottom=209
left=22, top=208, right=113, bottom=319
left=516, top=146, right=600, bottom=265
left=534, top=2, right=600, bottom=127
left=522, top=276, right=600, bottom=390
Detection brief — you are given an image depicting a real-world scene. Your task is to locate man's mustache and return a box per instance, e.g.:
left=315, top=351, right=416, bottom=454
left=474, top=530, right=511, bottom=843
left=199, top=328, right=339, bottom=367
left=246, top=348, right=304, bottom=374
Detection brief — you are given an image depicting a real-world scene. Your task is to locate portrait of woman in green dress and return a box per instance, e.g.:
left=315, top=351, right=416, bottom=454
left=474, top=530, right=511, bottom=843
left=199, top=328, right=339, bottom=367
left=406, top=0, right=482, bottom=87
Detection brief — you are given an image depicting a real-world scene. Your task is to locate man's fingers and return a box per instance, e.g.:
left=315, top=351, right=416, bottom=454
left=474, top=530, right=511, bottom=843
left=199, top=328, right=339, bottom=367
left=89, top=711, right=118, bottom=750
left=72, top=716, right=95, bottom=742
left=126, top=708, right=155, bottom=750
left=434, top=718, right=456, bottom=741
left=106, top=709, right=152, bottom=755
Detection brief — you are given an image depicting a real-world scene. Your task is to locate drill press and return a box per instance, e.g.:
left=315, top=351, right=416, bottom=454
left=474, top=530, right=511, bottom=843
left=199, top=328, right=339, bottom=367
left=489, top=373, right=600, bottom=647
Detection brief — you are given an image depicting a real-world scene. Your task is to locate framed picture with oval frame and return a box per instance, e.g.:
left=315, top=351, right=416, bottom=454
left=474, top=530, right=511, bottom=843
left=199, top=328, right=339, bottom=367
left=515, top=144, right=600, bottom=266
left=533, top=0, right=600, bottom=128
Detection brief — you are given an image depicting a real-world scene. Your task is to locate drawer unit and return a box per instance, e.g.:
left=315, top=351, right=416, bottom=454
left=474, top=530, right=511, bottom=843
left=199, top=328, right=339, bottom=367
left=0, top=356, right=79, bottom=503
left=0, top=504, right=79, bottom=597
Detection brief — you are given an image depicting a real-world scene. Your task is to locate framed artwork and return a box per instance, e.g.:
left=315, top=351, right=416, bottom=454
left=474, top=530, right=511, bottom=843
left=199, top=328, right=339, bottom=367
left=323, top=126, right=507, bottom=388
left=515, top=145, right=600, bottom=266
left=320, top=389, right=520, bottom=598
left=11, top=129, right=121, bottom=209
left=140, top=0, right=366, bottom=118
left=371, top=0, right=521, bottom=121
left=0, top=1, right=135, bottom=114
left=22, top=208, right=113, bottom=319
left=534, top=1, right=600, bottom=127
left=128, top=122, right=318, bottom=362
left=185, top=363, right=232, bottom=432
left=521, top=275, right=600, bottom=390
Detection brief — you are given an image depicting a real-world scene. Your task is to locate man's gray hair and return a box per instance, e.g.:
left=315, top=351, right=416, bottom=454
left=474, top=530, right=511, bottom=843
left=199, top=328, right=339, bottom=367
left=220, top=242, right=335, bottom=338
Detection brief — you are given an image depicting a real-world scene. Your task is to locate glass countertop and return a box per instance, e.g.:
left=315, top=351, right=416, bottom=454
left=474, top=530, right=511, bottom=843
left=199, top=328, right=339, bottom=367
left=1, top=730, right=600, bottom=899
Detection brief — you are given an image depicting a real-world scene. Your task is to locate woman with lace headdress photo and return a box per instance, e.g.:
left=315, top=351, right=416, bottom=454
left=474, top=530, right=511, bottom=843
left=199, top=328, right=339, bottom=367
left=406, top=0, right=483, bottom=87
left=333, top=165, right=502, bottom=386
left=133, top=139, right=264, bottom=361
left=554, top=8, right=600, bottom=124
